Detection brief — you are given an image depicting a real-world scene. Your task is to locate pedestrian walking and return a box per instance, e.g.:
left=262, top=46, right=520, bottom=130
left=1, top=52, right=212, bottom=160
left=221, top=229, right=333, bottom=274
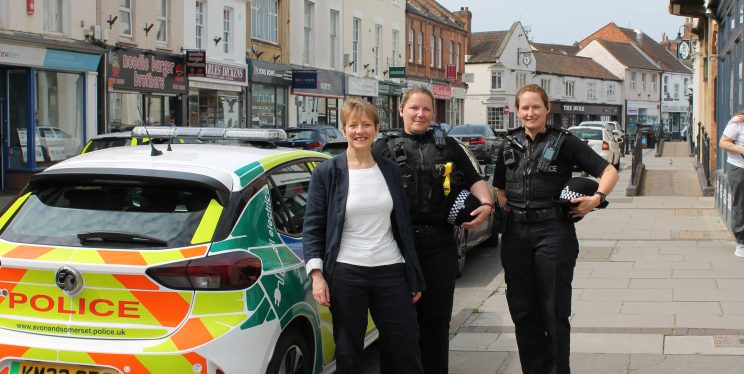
left=303, top=98, right=426, bottom=373
left=493, top=84, right=619, bottom=374
left=719, top=110, right=744, bottom=257
left=372, top=86, right=494, bottom=374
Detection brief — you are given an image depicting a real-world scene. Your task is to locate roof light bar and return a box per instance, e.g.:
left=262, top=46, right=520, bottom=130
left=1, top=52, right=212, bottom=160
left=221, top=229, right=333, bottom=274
left=131, top=126, right=287, bottom=142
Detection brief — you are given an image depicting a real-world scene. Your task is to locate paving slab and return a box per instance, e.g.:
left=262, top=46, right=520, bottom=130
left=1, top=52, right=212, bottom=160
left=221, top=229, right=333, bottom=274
left=664, top=336, right=744, bottom=355
left=570, top=313, right=675, bottom=331
left=628, top=278, right=717, bottom=289
left=629, top=353, right=744, bottom=374
left=448, top=351, right=509, bottom=374
left=620, top=301, right=722, bottom=315
left=571, top=333, right=664, bottom=354
left=674, top=288, right=744, bottom=302
left=580, top=288, right=671, bottom=301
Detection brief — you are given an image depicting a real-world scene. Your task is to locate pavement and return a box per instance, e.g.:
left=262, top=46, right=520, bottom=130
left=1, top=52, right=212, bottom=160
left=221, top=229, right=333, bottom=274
left=443, top=142, right=744, bottom=373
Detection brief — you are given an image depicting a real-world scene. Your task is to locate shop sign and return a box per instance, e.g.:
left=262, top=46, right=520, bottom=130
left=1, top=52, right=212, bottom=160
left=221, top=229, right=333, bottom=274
left=0, top=43, right=46, bottom=67
left=627, top=107, right=638, bottom=115
left=446, top=64, right=457, bottom=81
left=44, top=49, right=100, bottom=71
left=389, top=66, right=406, bottom=78
left=205, top=62, right=247, bottom=83
left=292, top=68, right=344, bottom=98
left=107, top=49, right=186, bottom=93
left=378, top=81, right=404, bottom=96
left=292, top=70, right=317, bottom=89
left=562, top=105, right=585, bottom=112
left=431, top=84, right=452, bottom=100
left=451, top=86, right=467, bottom=99
left=251, top=59, right=292, bottom=85
left=186, top=50, right=206, bottom=77
left=347, top=76, right=378, bottom=97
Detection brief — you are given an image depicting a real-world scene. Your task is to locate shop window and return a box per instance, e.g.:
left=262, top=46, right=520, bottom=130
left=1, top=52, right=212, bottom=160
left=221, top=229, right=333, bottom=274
left=44, top=0, right=65, bottom=33
left=251, top=0, right=278, bottom=44
left=8, top=71, right=30, bottom=169
left=109, top=92, right=143, bottom=129
left=119, top=0, right=133, bottom=37
left=251, top=83, right=287, bottom=129
left=487, top=107, right=504, bottom=130
left=156, top=0, right=169, bottom=44
left=190, top=92, right=242, bottom=127
left=35, top=71, right=84, bottom=164
left=195, top=1, right=206, bottom=49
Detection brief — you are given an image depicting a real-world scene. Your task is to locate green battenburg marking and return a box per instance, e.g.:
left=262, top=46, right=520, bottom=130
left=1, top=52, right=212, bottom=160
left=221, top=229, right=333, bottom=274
left=235, top=161, right=264, bottom=187
left=250, top=247, right=282, bottom=270
left=241, top=297, right=271, bottom=329
left=245, top=282, right=266, bottom=311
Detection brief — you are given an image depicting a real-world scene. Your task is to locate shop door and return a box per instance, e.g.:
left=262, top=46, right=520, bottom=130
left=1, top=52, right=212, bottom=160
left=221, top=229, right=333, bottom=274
left=7, top=70, right=31, bottom=170
left=670, top=113, right=681, bottom=140
left=1, top=69, right=4, bottom=190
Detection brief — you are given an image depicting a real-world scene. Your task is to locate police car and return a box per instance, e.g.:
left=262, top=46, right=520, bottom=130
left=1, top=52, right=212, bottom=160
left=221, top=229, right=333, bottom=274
left=0, top=127, right=375, bottom=374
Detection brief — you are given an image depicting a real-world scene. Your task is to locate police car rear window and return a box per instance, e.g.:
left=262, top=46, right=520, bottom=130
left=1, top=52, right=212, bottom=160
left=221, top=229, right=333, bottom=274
left=0, top=184, right=215, bottom=249
left=569, top=128, right=603, bottom=141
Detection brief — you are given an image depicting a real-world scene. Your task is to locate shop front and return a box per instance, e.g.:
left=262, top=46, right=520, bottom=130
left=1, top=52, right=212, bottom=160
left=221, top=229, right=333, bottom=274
left=187, top=52, right=248, bottom=127
left=291, top=67, right=344, bottom=127
left=431, top=83, right=451, bottom=124
left=106, top=48, right=187, bottom=130
left=1, top=39, right=101, bottom=191
left=377, top=81, right=405, bottom=129
left=549, top=102, right=622, bottom=129
left=450, top=85, right=466, bottom=125
left=626, top=100, right=660, bottom=135
left=249, top=59, right=291, bottom=129
left=661, top=102, right=690, bottom=140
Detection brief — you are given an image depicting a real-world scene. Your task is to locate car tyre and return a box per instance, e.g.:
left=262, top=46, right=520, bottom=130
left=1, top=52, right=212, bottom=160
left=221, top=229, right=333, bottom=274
left=266, top=328, right=312, bottom=374
left=455, top=228, right=468, bottom=278
left=614, top=159, right=620, bottom=171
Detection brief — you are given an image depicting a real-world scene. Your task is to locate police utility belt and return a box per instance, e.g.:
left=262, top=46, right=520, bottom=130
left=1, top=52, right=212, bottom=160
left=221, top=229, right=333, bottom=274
left=506, top=206, right=563, bottom=223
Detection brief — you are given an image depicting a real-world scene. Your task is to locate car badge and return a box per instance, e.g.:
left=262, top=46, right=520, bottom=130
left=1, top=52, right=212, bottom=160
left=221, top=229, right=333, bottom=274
left=55, top=266, right=84, bottom=296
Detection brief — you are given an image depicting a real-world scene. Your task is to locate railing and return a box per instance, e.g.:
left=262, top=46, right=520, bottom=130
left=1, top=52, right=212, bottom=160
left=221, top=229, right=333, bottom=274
left=655, top=125, right=665, bottom=157
left=630, top=133, right=644, bottom=182
left=688, top=122, right=696, bottom=155
left=701, top=127, right=711, bottom=186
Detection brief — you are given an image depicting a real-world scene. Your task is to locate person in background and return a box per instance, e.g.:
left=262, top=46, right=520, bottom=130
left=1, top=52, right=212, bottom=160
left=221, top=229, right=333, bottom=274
left=373, top=86, right=493, bottom=374
left=303, top=97, right=425, bottom=373
left=493, top=84, right=618, bottom=374
left=719, top=110, right=744, bottom=257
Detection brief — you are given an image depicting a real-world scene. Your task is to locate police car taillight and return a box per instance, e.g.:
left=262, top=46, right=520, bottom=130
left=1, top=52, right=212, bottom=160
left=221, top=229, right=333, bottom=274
left=146, top=251, right=262, bottom=290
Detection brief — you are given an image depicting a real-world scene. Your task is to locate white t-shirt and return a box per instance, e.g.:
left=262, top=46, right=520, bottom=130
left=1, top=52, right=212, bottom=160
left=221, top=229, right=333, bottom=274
left=723, top=115, right=744, bottom=168
left=336, top=164, right=405, bottom=267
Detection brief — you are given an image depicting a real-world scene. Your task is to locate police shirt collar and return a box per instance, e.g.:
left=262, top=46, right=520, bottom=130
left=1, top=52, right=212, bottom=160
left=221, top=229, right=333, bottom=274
left=403, top=129, right=432, bottom=142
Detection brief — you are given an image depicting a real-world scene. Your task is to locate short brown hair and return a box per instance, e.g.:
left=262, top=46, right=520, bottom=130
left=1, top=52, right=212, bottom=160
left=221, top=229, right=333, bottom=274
left=401, top=85, right=434, bottom=108
left=515, top=84, right=550, bottom=109
left=341, top=97, right=379, bottom=127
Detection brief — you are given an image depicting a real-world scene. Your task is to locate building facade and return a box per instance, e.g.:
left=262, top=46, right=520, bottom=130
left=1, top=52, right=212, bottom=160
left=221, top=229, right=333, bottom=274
left=0, top=0, right=102, bottom=191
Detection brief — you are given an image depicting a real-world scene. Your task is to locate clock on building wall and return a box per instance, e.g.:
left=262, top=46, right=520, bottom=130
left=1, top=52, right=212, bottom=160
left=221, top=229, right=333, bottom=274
left=677, top=40, right=691, bottom=60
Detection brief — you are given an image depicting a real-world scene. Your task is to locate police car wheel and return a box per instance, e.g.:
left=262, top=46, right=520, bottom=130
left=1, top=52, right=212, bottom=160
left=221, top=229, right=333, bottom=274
left=267, top=329, right=312, bottom=374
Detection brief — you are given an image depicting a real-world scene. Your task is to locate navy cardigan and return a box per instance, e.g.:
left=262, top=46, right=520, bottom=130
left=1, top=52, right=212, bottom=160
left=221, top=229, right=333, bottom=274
left=302, top=152, right=426, bottom=293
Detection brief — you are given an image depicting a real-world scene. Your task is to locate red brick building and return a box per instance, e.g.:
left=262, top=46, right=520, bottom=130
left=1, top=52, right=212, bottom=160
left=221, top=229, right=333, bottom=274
left=405, top=0, right=471, bottom=124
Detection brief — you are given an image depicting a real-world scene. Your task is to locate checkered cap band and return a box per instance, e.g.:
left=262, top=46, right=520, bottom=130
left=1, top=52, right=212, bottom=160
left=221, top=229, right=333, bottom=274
left=446, top=189, right=470, bottom=225
left=559, top=185, right=587, bottom=202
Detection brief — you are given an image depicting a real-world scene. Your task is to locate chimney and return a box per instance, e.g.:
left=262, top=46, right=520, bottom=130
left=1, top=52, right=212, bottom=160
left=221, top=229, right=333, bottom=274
left=634, top=29, right=643, bottom=46
left=453, top=6, right=472, bottom=54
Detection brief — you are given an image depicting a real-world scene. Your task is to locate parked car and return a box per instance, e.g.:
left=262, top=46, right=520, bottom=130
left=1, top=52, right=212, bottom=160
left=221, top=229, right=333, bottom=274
left=320, top=139, right=348, bottom=155
left=80, top=129, right=202, bottom=154
left=0, top=127, right=378, bottom=374
left=452, top=139, right=499, bottom=278
left=447, top=124, right=503, bottom=164
left=434, top=122, right=452, bottom=134
left=36, top=126, right=81, bottom=159
left=577, top=121, right=625, bottom=142
left=568, top=125, right=622, bottom=170
left=274, top=126, right=344, bottom=151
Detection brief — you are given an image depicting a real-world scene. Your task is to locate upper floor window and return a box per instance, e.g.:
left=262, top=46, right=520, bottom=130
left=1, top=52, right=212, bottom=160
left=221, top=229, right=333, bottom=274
left=303, top=2, right=314, bottom=64
left=491, top=71, right=502, bottom=90
left=641, top=72, right=647, bottom=91
left=607, top=83, right=616, bottom=100
left=449, top=40, right=454, bottom=65
left=195, top=1, right=206, bottom=49
left=252, top=0, right=278, bottom=43
left=392, top=29, right=399, bottom=66
left=564, top=80, right=575, bottom=97
left=437, top=37, right=442, bottom=68
left=0, top=0, right=6, bottom=27
left=540, top=78, right=551, bottom=94
left=587, top=82, right=596, bottom=99
left=223, top=7, right=234, bottom=55
left=663, top=75, right=669, bottom=95
left=375, top=24, right=383, bottom=77
left=456, top=42, right=460, bottom=72
left=516, top=72, right=527, bottom=88
left=44, top=0, right=65, bottom=33
left=652, top=74, right=658, bottom=92
left=352, top=17, right=361, bottom=72
left=417, top=31, right=423, bottom=64
left=630, top=71, right=637, bottom=90
left=119, top=0, right=132, bottom=37
left=408, top=29, right=414, bottom=63
left=673, top=83, right=680, bottom=99
left=330, top=10, right=339, bottom=68
left=156, top=0, right=169, bottom=44
left=430, top=33, right=435, bottom=68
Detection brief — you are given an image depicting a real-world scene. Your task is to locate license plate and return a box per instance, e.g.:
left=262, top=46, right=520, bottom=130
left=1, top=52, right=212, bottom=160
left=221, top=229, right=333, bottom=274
left=11, top=361, right=117, bottom=374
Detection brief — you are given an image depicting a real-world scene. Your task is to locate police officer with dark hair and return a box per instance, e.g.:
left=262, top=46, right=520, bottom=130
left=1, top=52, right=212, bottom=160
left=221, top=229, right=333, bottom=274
left=493, top=84, right=618, bottom=374
left=373, top=86, right=493, bottom=374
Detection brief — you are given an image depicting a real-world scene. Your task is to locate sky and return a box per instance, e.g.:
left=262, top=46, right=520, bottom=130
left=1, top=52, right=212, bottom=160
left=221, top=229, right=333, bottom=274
left=436, top=0, right=691, bottom=45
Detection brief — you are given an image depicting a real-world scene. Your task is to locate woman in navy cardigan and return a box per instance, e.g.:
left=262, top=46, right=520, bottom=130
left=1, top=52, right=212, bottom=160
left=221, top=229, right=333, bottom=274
left=303, top=98, right=425, bottom=373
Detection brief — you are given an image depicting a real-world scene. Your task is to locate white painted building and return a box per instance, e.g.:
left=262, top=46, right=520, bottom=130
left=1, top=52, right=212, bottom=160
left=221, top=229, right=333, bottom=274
left=463, top=22, right=534, bottom=133
left=578, top=39, right=662, bottom=134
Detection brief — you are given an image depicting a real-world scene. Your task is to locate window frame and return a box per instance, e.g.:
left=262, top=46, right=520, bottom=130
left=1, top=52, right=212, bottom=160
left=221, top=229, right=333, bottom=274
left=540, top=78, right=551, bottom=94
left=223, top=6, right=234, bottom=55
left=408, top=29, right=414, bottom=63
left=155, top=0, right=169, bottom=44
left=630, top=71, right=637, bottom=90
left=564, top=80, right=575, bottom=97
left=303, top=1, right=314, bottom=64
left=375, top=24, right=383, bottom=77
left=251, top=0, right=279, bottom=44
left=195, top=1, right=206, bottom=49
left=119, top=0, right=133, bottom=37
left=491, top=71, right=502, bottom=90
left=587, top=82, right=596, bottom=100
left=44, top=0, right=66, bottom=34
left=352, top=17, right=361, bottom=73
left=417, top=31, right=423, bottom=65
left=430, top=33, right=435, bottom=68
left=437, top=36, right=443, bottom=68
left=330, top=10, right=339, bottom=69
left=392, top=29, right=399, bottom=67
left=487, top=107, right=505, bottom=130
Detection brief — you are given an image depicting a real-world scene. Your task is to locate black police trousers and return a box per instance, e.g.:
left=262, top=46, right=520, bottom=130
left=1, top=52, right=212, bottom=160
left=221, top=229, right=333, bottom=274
left=501, top=216, right=579, bottom=374
left=379, top=225, right=456, bottom=374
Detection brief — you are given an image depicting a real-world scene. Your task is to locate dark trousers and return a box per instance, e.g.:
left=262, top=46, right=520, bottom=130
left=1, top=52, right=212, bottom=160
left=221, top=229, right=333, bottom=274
left=330, top=262, right=423, bottom=374
left=385, top=226, right=456, bottom=374
left=501, top=217, right=579, bottom=374
left=727, top=164, right=744, bottom=243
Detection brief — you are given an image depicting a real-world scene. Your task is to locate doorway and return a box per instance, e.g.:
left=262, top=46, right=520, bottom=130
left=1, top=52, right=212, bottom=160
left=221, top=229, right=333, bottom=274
left=0, top=69, right=4, bottom=190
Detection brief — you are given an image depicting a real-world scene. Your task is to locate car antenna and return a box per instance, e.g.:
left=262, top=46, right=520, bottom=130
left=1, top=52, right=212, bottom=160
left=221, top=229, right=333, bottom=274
left=137, top=105, right=162, bottom=156
left=166, top=114, right=175, bottom=152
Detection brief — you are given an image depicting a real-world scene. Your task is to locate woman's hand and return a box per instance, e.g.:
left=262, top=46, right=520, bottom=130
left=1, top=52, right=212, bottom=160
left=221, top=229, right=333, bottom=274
left=412, top=292, right=422, bottom=303
left=569, top=194, right=602, bottom=219
left=462, top=205, right=491, bottom=230
left=310, top=271, right=330, bottom=307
